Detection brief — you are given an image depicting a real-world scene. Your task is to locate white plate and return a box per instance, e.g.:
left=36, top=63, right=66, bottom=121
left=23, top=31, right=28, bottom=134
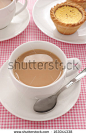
left=0, top=2, right=30, bottom=41
left=33, top=0, right=86, bottom=44
left=0, top=61, right=81, bottom=121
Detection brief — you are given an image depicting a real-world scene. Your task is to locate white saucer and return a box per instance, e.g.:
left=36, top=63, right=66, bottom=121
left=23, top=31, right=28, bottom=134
left=0, top=61, right=81, bottom=121
left=0, top=2, right=30, bottom=41
left=33, top=0, right=86, bottom=44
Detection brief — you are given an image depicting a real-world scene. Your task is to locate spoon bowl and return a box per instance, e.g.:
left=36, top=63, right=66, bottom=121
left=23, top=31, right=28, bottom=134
left=34, top=95, right=57, bottom=113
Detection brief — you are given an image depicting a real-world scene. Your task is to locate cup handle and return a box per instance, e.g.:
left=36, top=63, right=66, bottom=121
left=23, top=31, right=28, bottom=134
left=15, top=0, right=28, bottom=16
left=66, top=58, right=81, bottom=77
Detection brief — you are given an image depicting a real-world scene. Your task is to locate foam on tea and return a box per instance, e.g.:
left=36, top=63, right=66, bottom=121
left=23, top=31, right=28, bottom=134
left=0, top=0, right=12, bottom=9
left=13, top=49, right=63, bottom=87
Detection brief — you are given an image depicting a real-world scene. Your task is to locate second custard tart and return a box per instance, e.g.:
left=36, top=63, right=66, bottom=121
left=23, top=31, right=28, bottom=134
left=67, top=0, right=86, bottom=9
left=50, top=2, right=86, bottom=35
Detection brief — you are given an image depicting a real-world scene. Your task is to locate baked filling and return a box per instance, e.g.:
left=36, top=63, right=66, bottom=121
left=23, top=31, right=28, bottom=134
left=55, top=6, right=82, bottom=24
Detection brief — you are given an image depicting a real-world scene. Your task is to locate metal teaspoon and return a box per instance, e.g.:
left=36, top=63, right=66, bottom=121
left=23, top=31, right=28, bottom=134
left=34, top=68, right=86, bottom=113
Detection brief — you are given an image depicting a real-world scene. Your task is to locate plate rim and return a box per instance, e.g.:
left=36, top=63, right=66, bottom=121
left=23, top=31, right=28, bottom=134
left=0, top=2, right=30, bottom=42
left=32, top=0, right=86, bottom=44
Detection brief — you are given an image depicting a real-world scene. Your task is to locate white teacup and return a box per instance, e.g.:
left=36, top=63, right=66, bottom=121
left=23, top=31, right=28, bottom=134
left=8, top=41, right=81, bottom=100
left=0, top=0, right=28, bottom=29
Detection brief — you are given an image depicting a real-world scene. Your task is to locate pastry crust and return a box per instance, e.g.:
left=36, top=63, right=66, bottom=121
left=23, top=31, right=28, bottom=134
left=50, top=2, right=86, bottom=35
left=67, top=0, right=86, bottom=9
left=68, top=0, right=86, bottom=2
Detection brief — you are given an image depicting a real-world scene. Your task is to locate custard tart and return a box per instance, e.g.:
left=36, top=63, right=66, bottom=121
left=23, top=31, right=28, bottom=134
left=67, top=0, right=86, bottom=9
left=50, top=2, right=86, bottom=35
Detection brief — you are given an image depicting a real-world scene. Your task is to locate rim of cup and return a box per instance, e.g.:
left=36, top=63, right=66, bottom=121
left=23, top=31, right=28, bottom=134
left=9, top=41, right=67, bottom=89
left=0, top=0, right=14, bottom=11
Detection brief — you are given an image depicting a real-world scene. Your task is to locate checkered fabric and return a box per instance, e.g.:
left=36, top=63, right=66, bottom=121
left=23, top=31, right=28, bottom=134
left=0, top=0, right=86, bottom=129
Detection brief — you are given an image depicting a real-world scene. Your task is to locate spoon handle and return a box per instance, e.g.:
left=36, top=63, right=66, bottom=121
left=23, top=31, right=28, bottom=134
left=56, top=68, right=86, bottom=96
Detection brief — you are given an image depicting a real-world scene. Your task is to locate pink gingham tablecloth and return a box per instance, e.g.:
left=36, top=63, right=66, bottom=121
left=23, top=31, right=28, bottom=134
left=0, top=0, right=86, bottom=129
